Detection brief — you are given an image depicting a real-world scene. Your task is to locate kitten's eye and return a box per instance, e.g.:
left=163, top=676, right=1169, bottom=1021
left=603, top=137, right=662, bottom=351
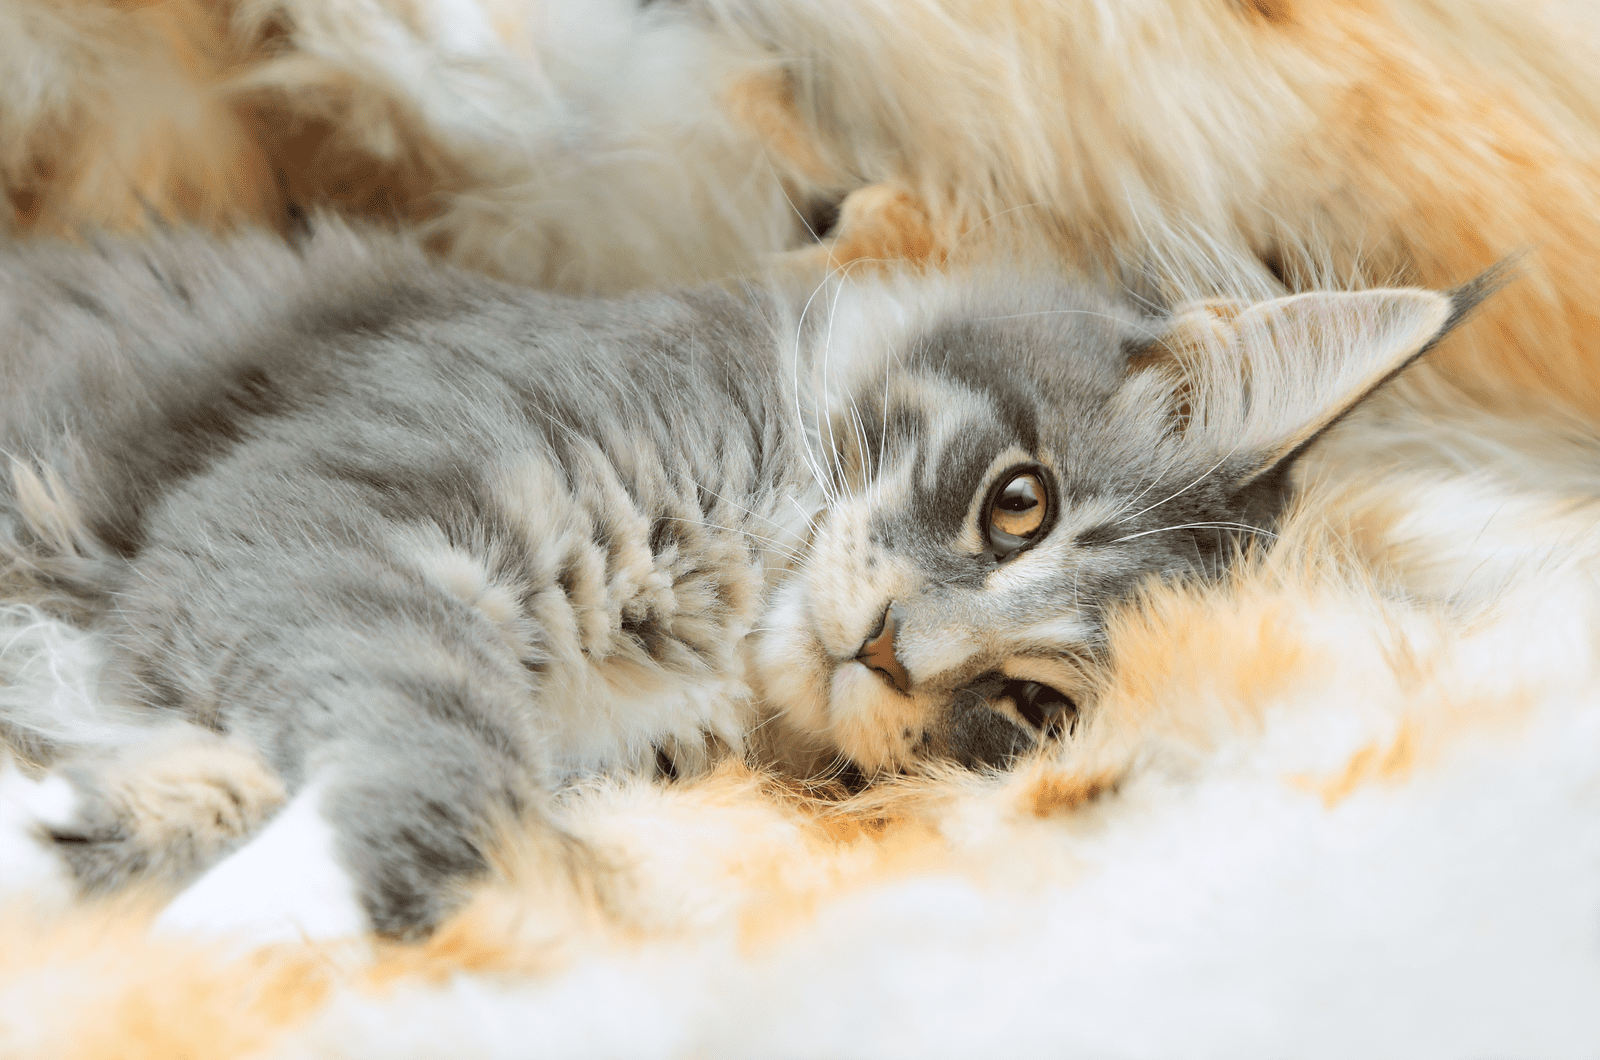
left=986, top=469, right=1050, bottom=558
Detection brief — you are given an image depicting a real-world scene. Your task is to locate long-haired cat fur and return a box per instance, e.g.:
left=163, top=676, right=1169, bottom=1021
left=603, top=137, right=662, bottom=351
left=0, top=0, right=802, bottom=293
left=8, top=0, right=1593, bottom=430
left=0, top=0, right=281, bottom=237
left=706, top=0, right=1600, bottom=425
left=0, top=223, right=1468, bottom=940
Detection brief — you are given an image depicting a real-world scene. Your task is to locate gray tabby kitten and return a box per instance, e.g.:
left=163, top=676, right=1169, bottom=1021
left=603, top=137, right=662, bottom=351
left=0, top=226, right=1466, bottom=940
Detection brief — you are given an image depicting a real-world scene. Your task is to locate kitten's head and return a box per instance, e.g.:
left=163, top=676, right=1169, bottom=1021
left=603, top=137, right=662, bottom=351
left=755, top=273, right=1466, bottom=775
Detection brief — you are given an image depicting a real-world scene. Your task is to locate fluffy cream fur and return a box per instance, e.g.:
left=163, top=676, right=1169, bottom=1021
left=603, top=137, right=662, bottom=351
left=714, top=0, right=1600, bottom=425
left=0, top=0, right=803, bottom=293
left=228, top=0, right=808, bottom=291
left=0, top=0, right=280, bottom=236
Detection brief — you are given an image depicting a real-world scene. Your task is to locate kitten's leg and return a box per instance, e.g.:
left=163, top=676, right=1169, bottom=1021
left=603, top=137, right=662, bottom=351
left=308, top=683, right=547, bottom=940
left=153, top=696, right=548, bottom=945
left=44, top=663, right=549, bottom=944
left=37, top=726, right=287, bottom=896
left=94, top=484, right=595, bottom=940
left=136, top=649, right=554, bottom=942
left=154, top=779, right=363, bottom=946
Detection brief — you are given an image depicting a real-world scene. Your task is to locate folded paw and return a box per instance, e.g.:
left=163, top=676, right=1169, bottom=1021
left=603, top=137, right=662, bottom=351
left=39, top=727, right=287, bottom=896
left=154, top=782, right=366, bottom=949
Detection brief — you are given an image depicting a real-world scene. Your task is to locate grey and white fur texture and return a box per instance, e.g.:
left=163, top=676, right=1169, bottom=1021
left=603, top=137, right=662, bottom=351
left=0, top=225, right=1468, bottom=940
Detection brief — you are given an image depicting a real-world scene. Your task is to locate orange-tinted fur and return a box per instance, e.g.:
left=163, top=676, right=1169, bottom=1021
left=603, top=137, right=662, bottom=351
left=1, top=0, right=282, bottom=237
left=0, top=1, right=470, bottom=242
left=716, top=0, right=1600, bottom=421
left=2, top=0, right=807, bottom=294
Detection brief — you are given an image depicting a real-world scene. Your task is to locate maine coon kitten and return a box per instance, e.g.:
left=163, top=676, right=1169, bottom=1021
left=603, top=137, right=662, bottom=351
left=0, top=225, right=1465, bottom=941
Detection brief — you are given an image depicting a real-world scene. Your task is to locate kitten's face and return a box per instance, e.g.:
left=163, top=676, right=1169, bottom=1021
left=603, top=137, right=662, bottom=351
left=753, top=277, right=1458, bottom=775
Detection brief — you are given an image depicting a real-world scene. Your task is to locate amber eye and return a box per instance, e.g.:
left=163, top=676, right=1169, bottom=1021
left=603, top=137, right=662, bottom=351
left=986, top=469, right=1049, bottom=558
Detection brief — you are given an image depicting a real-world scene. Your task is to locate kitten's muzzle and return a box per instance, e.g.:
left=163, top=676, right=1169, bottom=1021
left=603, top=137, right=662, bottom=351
left=855, top=603, right=912, bottom=695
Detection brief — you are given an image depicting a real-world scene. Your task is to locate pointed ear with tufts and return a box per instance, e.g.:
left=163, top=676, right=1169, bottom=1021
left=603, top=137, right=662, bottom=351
left=1137, top=281, right=1487, bottom=481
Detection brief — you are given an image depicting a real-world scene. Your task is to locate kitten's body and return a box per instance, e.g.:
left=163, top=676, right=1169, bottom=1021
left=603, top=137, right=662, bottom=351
left=4, top=228, right=812, bottom=933
left=0, top=226, right=1458, bottom=938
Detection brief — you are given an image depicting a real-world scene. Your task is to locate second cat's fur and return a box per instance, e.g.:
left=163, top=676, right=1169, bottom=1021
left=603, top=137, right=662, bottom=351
left=710, top=0, right=1600, bottom=423
left=0, top=225, right=1464, bottom=939
left=0, top=0, right=800, bottom=293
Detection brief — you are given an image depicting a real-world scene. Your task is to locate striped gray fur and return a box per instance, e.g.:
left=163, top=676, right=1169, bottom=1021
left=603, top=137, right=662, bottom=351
left=0, top=226, right=1464, bottom=936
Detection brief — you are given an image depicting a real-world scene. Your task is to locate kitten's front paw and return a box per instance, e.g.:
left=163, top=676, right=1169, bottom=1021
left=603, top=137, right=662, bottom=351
left=44, top=727, right=287, bottom=895
left=154, top=782, right=367, bottom=950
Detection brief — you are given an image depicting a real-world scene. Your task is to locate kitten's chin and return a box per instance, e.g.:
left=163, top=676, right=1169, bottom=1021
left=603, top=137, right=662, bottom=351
left=822, top=663, right=929, bottom=773
left=745, top=603, right=838, bottom=769
left=747, top=612, right=906, bottom=777
left=748, top=661, right=916, bottom=778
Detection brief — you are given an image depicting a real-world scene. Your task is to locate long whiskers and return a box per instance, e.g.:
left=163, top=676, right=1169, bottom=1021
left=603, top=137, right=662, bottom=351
left=808, top=749, right=861, bottom=789
left=945, top=200, right=1051, bottom=256
left=793, top=271, right=842, bottom=506
left=657, top=515, right=806, bottom=562
left=878, top=368, right=891, bottom=492
left=788, top=496, right=821, bottom=537
left=847, top=397, right=873, bottom=489
left=672, top=469, right=792, bottom=538
left=763, top=148, right=825, bottom=247
left=819, top=260, right=868, bottom=498
left=1110, top=520, right=1278, bottom=544
left=1113, top=443, right=1245, bottom=525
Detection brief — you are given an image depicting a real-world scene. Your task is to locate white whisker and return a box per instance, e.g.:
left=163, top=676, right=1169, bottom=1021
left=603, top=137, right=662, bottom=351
left=788, top=496, right=821, bottom=535
left=878, top=369, right=892, bottom=490
left=657, top=516, right=804, bottom=560
left=848, top=398, right=872, bottom=489
left=792, top=273, right=840, bottom=505
left=761, top=148, right=824, bottom=246
left=946, top=201, right=1050, bottom=255
left=1110, top=521, right=1278, bottom=544
left=672, top=469, right=788, bottom=537
left=1115, top=444, right=1245, bottom=525
left=819, top=263, right=863, bottom=497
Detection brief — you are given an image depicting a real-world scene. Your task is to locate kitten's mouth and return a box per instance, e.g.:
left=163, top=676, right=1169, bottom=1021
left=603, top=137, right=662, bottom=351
left=925, top=676, right=1078, bottom=773
left=999, top=679, right=1078, bottom=738
left=819, top=627, right=1082, bottom=775
left=920, top=675, right=1080, bottom=774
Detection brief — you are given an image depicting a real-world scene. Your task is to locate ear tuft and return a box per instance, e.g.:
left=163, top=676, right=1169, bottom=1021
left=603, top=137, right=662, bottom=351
left=1152, top=288, right=1455, bottom=472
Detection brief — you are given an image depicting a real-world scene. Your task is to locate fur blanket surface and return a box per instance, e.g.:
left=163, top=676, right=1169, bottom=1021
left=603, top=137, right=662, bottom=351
left=3, top=1, right=1600, bottom=1056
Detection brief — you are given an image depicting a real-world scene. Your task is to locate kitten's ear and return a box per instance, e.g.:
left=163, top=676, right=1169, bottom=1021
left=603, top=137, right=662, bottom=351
left=1146, top=287, right=1461, bottom=475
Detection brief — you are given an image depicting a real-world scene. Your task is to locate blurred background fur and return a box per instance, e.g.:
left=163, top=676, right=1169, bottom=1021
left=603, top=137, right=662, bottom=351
left=0, top=0, right=805, bottom=292
left=11, top=1, right=1600, bottom=419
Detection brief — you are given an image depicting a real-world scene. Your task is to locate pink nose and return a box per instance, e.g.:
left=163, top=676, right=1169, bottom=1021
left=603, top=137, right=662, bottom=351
left=855, top=603, right=911, bottom=694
